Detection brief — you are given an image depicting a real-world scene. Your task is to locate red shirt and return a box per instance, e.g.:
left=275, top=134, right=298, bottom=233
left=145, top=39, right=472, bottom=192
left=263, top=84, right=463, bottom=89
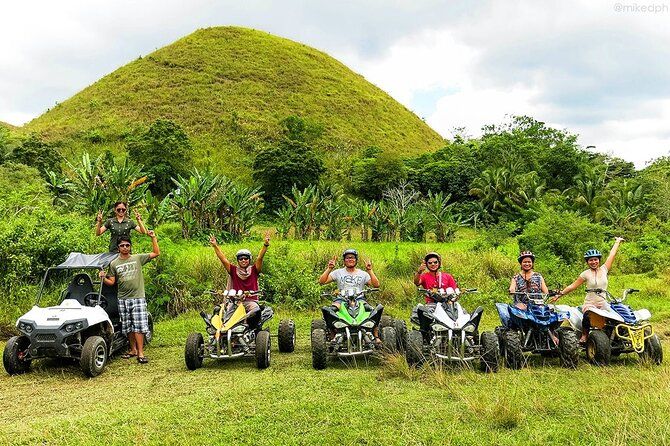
left=418, top=272, right=458, bottom=303
left=228, top=265, right=260, bottom=300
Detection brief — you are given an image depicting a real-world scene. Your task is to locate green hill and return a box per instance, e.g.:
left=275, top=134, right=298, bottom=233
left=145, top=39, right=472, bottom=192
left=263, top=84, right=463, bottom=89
left=0, top=121, right=16, bottom=131
left=23, top=27, right=444, bottom=180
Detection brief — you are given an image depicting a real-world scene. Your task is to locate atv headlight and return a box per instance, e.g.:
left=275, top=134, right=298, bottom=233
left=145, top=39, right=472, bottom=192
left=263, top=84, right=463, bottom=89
left=464, top=324, right=476, bottom=333
left=432, top=324, right=447, bottom=332
left=333, top=321, right=347, bottom=329
left=361, top=321, right=375, bottom=328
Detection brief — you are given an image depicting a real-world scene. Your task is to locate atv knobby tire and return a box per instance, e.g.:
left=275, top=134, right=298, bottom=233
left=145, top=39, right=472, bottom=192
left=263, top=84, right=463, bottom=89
left=311, top=319, right=327, bottom=333
left=80, top=336, right=108, bottom=377
left=311, top=328, right=328, bottom=370
left=3, top=336, right=31, bottom=375
left=502, top=330, right=524, bottom=369
left=185, top=332, right=204, bottom=370
left=494, top=326, right=506, bottom=359
left=640, top=333, right=663, bottom=365
left=278, top=319, right=296, bottom=353
left=380, top=326, right=397, bottom=353
left=406, top=330, right=424, bottom=366
left=479, top=331, right=500, bottom=373
left=586, top=330, right=611, bottom=366
left=557, top=327, right=579, bottom=368
left=393, top=319, right=408, bottom=352
left=255, top=330, right=271, bottom=369
left=380, top=315, right=394, bottom=329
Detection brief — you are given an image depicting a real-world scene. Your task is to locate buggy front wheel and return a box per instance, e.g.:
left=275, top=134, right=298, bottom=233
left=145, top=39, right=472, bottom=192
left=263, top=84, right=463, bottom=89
left=80, top=336, right=108, bottom=377
left=3, top=336, right=31, bottom=375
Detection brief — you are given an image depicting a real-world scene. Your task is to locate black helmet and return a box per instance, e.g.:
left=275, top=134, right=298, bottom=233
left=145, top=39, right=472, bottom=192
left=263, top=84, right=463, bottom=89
left=342, top=248, right=358, bottom=260
left=424, top=252, right=441, bottom=265
left=517, top=251, right=535, bottom=263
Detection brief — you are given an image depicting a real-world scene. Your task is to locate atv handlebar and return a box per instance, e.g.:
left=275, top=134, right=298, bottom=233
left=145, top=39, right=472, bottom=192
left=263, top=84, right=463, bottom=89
left=586, top=288, right=639, bottom=302
left=418, top=287, right=473, bottom=303
left=509, top=291, right=559, bottom=305
left=322, top=288, right=379, bottom=300
left=207, top=289, right=263, bottom=301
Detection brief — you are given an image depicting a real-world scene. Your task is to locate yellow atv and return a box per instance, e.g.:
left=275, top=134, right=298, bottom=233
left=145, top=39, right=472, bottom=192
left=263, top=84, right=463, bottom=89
left=184, top=289, right=295, bottom=370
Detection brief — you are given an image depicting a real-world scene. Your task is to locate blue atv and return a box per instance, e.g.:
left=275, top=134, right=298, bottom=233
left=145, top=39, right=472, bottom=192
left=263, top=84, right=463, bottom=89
left=495, top=292, right=579, bottom=369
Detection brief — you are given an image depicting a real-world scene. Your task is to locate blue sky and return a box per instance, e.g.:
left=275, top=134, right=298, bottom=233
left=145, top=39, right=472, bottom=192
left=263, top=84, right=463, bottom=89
left=1, top=0, right=668, bottom=166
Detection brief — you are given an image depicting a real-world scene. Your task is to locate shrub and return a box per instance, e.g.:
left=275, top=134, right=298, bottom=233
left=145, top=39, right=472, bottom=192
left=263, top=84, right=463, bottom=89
left=518, top=209, right=607, bottom=264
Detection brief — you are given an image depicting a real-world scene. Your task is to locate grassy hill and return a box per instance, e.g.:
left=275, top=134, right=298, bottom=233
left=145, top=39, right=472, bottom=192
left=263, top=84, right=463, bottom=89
left=22, top=27, right=444, bottom=180
left=0, top=121, right=16, bottom=131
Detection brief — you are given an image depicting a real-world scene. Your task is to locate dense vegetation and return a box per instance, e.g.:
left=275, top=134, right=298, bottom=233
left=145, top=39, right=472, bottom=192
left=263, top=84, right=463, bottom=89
left=18, top=26, right=444, bottom=181
left=2, top=114, right=670, bottom=329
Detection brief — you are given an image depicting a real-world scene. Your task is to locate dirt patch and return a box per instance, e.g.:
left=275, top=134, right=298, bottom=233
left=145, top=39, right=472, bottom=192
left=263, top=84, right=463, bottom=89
left=0, top=322, right=17, bottom=340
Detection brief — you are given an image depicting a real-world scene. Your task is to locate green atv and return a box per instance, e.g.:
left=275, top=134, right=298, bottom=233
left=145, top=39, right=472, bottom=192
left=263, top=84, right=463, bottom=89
left=310, top=288, right=397, bottom=369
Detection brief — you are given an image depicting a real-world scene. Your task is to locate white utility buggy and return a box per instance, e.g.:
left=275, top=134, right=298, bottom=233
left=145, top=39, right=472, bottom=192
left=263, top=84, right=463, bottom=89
left=3, top=252, right=153, bottom=377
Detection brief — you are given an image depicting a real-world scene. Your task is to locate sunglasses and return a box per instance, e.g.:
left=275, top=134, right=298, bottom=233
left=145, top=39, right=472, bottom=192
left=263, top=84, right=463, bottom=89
left=116, top=208, right=127, bottom=212
left=237, top=256, right=251, bottom=261
left=427, top=261, right=439, bottom=265
left=118, top=243, right=131, bottom=248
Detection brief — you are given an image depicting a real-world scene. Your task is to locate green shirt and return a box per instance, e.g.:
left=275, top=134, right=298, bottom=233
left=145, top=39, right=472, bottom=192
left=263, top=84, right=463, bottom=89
left=103, top=217, right=138, bottom=253
left=109, top=254, right=152, bottom=300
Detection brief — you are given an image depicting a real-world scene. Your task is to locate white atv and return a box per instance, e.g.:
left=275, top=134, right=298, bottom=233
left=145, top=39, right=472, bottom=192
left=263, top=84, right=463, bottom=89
left=406, top=287, right=500, bottom=372
left=556, top=288, right=661, bottom=365
left=3, top=252, right=153, bottom=377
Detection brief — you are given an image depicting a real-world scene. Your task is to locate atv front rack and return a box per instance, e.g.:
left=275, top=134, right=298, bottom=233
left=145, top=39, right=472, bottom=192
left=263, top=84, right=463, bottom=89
left=614, top=323, right=653, bottom=353
left=334, top=327, right=374, bottom=357
left=433, top=330, right=476, bottom=362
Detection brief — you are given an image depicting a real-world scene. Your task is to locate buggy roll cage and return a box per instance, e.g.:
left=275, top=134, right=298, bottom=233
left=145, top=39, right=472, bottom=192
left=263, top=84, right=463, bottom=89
left=35, top=252, right=119, bottom=306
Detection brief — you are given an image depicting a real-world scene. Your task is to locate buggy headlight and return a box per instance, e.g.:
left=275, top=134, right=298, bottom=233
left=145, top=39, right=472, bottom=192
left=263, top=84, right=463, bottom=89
left=361, top=321, right=375, bottom=328
left=18, top=321, right=35, bottom=334
left=61, top=320, right=86, bottom=333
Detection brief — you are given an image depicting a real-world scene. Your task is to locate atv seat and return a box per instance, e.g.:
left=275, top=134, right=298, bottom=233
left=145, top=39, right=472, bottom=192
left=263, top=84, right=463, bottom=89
left=61, top=273, right=94, bottom=306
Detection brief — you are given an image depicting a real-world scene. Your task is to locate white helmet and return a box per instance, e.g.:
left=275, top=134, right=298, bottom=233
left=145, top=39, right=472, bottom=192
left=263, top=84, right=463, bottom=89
left=236, top=249, right=252, bottom=261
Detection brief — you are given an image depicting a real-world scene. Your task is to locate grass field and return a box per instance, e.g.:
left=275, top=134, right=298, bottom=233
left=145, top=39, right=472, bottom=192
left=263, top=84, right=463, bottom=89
left=2, top=308, right=670, bottom=445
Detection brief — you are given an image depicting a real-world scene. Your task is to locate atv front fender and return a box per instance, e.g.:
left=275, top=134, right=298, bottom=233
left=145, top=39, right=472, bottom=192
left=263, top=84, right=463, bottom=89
left=555, top=305, right=583, bottom=331
left=495, top=303, right=512, bottom=328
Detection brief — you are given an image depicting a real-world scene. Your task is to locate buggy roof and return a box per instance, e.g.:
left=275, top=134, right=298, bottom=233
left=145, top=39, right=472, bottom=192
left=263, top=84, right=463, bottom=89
left=54, top=252, right=119, bottom=269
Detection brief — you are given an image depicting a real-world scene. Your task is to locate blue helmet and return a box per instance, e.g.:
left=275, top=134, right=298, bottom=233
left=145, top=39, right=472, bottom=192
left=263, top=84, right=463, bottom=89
left=584, top=249, right=602, bottom=260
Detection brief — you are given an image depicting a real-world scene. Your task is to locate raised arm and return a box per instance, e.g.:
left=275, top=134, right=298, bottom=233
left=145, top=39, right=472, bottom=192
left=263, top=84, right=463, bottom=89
left=559, top=276, right=585, bottom=298
left=319, top=256, right=337, bottom=285
left=604, top=237, right=625, bottom=271
left=147, top=230, right=160, bottom=259
left=254, top=232, right=271, bottom=272
left=414, top=260, right=426, bottom=286
left=365, top=259, right=380, bottom=288
left=95, top=211, right=107, bottom=236
left=134, top=210, right=148, bottom=235
left=210, top=235, right=232, bottom=272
